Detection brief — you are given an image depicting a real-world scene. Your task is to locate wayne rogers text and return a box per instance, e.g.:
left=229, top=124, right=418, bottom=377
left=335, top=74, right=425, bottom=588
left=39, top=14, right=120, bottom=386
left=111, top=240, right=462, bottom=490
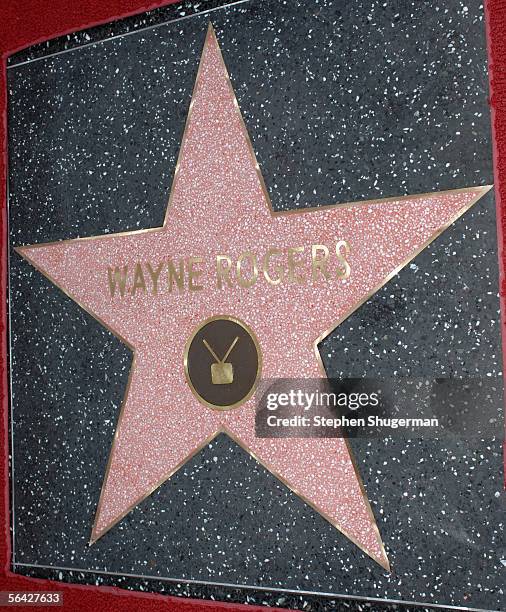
left=106, top=241, right=351, bottom=297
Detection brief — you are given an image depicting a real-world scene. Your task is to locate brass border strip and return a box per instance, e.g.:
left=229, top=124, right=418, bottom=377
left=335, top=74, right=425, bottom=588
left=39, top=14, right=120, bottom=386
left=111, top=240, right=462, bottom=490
left=312, top=185, right=493, bottom=355
left=8, top=560, right=496, bottom=611
left=222, top=426, right=390, bottom=570
left=12, top=22, right=495, bottom=570
left=89, top=430, right=222, bottom=545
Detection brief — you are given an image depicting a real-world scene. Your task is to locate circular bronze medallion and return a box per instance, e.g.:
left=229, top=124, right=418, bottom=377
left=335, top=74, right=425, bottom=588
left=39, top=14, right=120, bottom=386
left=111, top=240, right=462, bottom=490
left=184, top=315, right=262, bottom=410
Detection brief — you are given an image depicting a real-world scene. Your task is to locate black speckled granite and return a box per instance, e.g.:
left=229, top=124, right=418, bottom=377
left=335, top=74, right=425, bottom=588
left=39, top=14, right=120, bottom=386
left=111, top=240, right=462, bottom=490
left=7, top=1, right=505, bottom=610
left=7, top=0, right=242, bottom=68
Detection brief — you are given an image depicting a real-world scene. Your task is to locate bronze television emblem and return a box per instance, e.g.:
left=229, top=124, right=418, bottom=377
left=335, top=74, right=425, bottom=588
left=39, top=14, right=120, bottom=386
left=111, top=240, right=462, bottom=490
left=184, top=316, right=262, bottom=410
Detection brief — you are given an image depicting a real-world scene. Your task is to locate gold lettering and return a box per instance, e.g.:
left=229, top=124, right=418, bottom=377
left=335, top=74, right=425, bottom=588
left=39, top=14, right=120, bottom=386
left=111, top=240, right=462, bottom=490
left=237, top=251, right=259, bottom=288
left=167, top=259, right=184, bottom=292
left=216, top=255, right=233, bottom=289
left=130, top=262, right=147, bottom=295
left=311, top=244, right=330, bottom=281
left=287, top=246, right=305, bottom=284
left=108, top=265, right=128, bottom=297
left=188, top=256, right=204, bottom=291
left=262, top=248, right=284, bottom=285
left=106, top=241, right=351, bottom=298
left=146, top=261, right=164, bottom=294
left=335, top=240, right=351, bottom=279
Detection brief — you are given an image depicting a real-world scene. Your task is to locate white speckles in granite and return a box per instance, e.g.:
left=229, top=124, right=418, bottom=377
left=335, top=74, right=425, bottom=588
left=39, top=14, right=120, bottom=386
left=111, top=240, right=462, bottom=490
left=16, top=24, right=490, bottom=569
left=8, top=0, right=504, bottom=610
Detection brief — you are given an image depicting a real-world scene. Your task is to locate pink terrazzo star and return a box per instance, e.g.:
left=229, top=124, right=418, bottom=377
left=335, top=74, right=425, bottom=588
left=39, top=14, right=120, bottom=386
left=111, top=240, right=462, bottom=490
left=16, top=24, right=491, bottom=570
